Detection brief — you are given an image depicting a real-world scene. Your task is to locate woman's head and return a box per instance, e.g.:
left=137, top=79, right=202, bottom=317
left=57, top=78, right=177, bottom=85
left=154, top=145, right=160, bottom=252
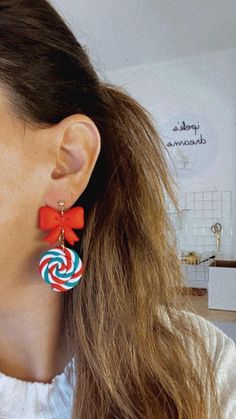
left=0, top=1, right=220, bottom=418
left=0, top=0, right=105, bottom=282
left=0, top=95, right=101, bottom=281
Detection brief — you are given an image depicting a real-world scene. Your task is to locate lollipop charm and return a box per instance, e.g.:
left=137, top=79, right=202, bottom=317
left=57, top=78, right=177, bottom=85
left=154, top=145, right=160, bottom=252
left=38, top=201, right=84, bottom=292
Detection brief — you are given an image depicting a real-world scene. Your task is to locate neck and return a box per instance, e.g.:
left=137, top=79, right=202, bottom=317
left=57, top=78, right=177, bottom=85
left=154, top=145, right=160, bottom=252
left=0, top=278, right=70, bottom=383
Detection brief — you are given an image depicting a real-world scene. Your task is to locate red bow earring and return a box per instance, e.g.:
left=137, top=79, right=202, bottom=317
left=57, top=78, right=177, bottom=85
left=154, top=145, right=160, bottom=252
left=38, top=201, right=84, bottom=292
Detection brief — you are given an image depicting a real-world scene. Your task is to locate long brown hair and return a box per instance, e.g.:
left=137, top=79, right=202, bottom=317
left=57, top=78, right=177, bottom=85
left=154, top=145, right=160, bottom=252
left=0, top=1, right=220, bottom=418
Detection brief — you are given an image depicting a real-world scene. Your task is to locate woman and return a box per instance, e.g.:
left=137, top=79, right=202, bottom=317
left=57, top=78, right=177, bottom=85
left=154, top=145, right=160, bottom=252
left=0, top=1, right=235, bottom=418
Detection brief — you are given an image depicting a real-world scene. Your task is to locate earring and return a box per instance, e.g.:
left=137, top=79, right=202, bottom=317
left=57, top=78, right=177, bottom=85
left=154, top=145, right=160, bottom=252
left=38, top=201, right=84, bottom=292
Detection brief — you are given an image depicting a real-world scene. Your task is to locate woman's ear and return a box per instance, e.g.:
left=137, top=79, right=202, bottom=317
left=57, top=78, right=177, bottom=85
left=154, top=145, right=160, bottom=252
left=44, top=114, right=101, bottom=209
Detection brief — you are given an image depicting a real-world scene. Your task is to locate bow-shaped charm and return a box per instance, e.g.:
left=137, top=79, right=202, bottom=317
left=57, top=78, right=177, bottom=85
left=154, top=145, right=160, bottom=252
left=39, top=205, right=84, bottom=246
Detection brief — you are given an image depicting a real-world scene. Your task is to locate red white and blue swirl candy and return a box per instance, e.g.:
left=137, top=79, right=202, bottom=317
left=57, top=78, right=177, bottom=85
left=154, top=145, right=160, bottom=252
left=39, top=246, right=83, bottom=292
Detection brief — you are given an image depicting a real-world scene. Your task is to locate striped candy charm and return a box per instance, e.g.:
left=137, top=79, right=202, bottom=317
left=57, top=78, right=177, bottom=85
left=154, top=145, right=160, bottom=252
left=38, top=201, right=85, bottom=292
left=39, top=246, right=84, bottom=292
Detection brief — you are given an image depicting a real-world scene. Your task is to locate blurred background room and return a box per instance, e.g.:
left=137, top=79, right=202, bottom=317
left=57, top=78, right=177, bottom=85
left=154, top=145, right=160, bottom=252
left=52, top=0, right=236, bottom=340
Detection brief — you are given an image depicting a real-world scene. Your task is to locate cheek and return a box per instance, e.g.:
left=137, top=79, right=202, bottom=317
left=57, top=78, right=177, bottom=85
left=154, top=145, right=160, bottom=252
left=0, top=155, right=49, bottom=260
left=0, top=111, right=53, bottom=258
left=0, top=145, right=48, bottom=247
left=0, top=125, right=51, bottom=253
left=0, top=147, right=25, bottom=222
left=1, top=148, right=26, bottom=204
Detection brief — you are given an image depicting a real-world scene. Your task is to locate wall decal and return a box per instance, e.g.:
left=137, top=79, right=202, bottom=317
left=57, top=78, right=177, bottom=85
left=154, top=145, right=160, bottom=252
left=162, top=113, right=219, bottom=178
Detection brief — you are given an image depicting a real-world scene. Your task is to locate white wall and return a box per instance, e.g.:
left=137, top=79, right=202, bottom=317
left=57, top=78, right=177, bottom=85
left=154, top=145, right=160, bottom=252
left=103, top=48, right=236, bottom=258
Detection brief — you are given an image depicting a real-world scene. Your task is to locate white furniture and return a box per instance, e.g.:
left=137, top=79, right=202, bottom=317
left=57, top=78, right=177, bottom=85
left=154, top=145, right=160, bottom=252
left=208, top=260, right=236, bottom=311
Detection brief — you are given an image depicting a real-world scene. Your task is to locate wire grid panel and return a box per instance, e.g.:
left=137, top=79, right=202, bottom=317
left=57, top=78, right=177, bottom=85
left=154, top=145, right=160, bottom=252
left=179, top=190, right=233, bottom=259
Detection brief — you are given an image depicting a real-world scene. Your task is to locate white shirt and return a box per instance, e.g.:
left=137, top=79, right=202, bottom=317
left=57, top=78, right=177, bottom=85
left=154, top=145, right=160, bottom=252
left=0, top=310, right=235, bottom=418
left=0, top=357, right=75, bottom=418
